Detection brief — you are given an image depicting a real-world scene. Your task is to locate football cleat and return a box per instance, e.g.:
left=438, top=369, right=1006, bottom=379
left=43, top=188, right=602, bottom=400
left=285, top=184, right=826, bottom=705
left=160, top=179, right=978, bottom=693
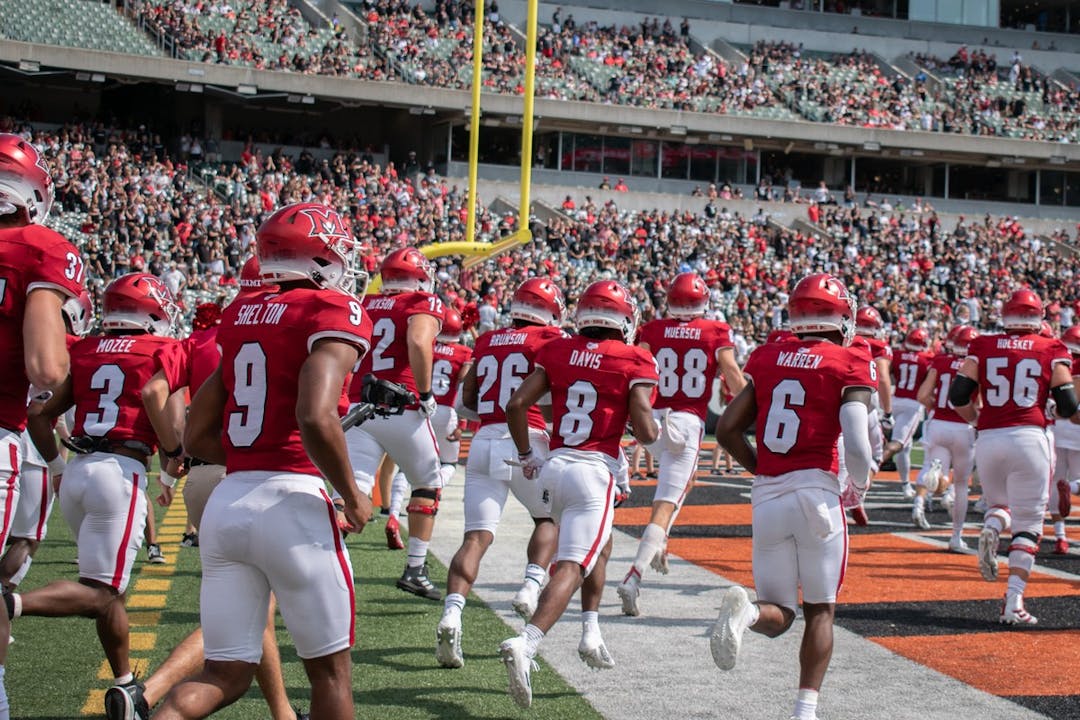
left=942, top=485, right=956, bottom=519
left=511, top=582, right=540, bottom=623
left=577, top=634, right=615, bottom=670
left=1057, top=479, right=1072, bottom=518
left=499, top=636, right=538, bottom=709
left=435, top=621, right=464, bottom=669
left=902, top=483, right=916, bottom=499
left=384, top=515, right=404, bottom=550
left=921, top=459, right=943, bottom=494
left=977, top=526, right=1001, bottom=582
left=849, top=504, right=869, bottom=527
left=1053, top=537, right=1070, bottom=555
left=948, top=537, right=969, bottom=553
left=709, top=585, right=754, bottom=671
left=104, top=679, right=149, bottom=720
left=999, top=594, right=1038, bottom=625
left=397, top=564, right=442, bottom=601
left=146, top=544, right=166, bottom=565
left=649, top=546, right=670, bottom=575
left=616, top=573, right=641, bottom=617
left=180, top=532, right=199, bottom=548
left=912, top=507, right=931, bottom=531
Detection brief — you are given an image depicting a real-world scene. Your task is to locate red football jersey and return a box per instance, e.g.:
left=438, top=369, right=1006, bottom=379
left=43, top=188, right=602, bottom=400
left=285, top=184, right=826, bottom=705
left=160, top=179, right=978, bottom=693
left=473, top=324, right=564, bottom=430
left=537, top=335, right=658, bottom=460
left=350, top=291, right=443, bottom=406
left=862, top=336, right=893, bottom=362
left=966, top=332, right=1070, bottom=431
left=218, top=287, right=372, bottom=475
left=0, top=225, right=85, bottom=431
left=432, top=341, right=472, bottom=408
left=767, top=329, right=795, bottom=344
left=638, top=317, right=732, bottom=420
left=744, top=339, right=876, bottom=477
left=69, top=333, right=178, bottom=450
left=891, top=349, right=933, bottom=400
left=927, top=353, right=974, bottom=424
left=155, top=327, right=221, bottom=396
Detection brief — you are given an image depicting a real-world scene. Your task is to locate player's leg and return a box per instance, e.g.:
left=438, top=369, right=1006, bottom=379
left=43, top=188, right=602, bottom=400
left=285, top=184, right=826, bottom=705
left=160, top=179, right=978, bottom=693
left=1050, top=446, right=1071, bottom=554
left=913, top=421, right=949, bottom=530
left=433, top=404, right=461, bottom=488
left=508, top=428, right=557, bottom=619
left=578, top=536, right=614, bottom=669
left=143, top=486, right=165, bottom=565
left=0, top=432, right=21, bottom=716
left=376, top=453, right=394, bottom=515
left=892, top=399, right=923, bottom=493
left=254, top=595, right=296, bottom=720
left=946, top=424, right=977, bottom=551
left=974, top=431, right=1013, bottom=583
left=999, top=429, right=1052, bottom=625
left=1, top=461, right=51, bottom=589
left=179, top=462, right=226, bottom=549
left=299, top=649, right=352, bottom=720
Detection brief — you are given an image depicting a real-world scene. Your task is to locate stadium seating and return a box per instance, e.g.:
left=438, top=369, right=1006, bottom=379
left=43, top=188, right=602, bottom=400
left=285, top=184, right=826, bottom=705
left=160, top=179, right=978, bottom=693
left=0, top=0, right=163, bottom=56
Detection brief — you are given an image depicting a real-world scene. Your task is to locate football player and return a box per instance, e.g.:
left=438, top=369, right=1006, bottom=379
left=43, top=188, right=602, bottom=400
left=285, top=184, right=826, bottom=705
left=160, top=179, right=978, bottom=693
left=890, top=328, right=934, bottom=497
left=436, top=278, right=564, bottom=669
left=16, top=273, right=181, bottom=708
left=617, top=272, right=745, bottom=616
left=107, top=255, right=299, bottom=720
left=950, top=288, right=1073, bottom=625
left=854, top=307, right=899, bottom=470
left=429, top=306, right=473, bottom=485
left=914, top=325, right=979, bottom=543
left=0, top=132, right=87, bottom=719
left=155, top=203, right=372, bottom=718
left=345, top=247, right=444, bottom=599
left=1051, top=325, right=1080, bottom=554
left=0, top=288, right=92, bottom=592
left=709, top=274, right=876, bottom=720
left=497, top=280, right=659, bottom=709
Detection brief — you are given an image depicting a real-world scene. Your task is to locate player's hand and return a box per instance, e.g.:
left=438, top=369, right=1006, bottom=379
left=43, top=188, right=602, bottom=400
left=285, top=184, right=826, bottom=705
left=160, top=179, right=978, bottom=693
left=418, top=391, right=437, bottom=418
left=338, top=493, right=373, bottom=534
left=157, top=485, right=175, bottom=507
left=447, top=426, right=463, bottom=442
left=614, top=479, right=631, bottom=508
left=51, top=473, right=63, bottom=495
left=880, top=412, right=895, bottom=433
left=165, top=456, right=189, bottom=479
left=840, top=481, right=868, bottom=509
left=517, top=449, right=544, bottom=480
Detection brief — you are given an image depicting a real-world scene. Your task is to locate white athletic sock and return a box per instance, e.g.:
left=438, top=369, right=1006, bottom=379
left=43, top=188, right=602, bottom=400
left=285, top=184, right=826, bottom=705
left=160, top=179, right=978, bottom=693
left=443, top=592, right=466, bottom=622
left=913, top=495, right=925, bottom=512
left=524, top=563, right=546, bottom=588
left=896, top=448, right=911, bottom=485
left=8, top=557, right=31, bottom=588
left=1007, top=574, right=1027, bottom=597
left=388, top=473, right=408, bottom=517
left=581, top=610, right=599, bottom=633
left=438, top=464, right=456, bottom=488
left=523, top=624, right=544, bottom=656
left=793, top=688, right=818, bottom=720
left=952, top=479, right=969, bottom=535
left=114, top=672, right=133, bottom=686
left=985, top=514, right=1006, bottom=535
left=632, top=523, right=666, bottom=575
left=0, top=665, right=8, bottom=720
left=9, top=595, right=21, bottom=619
left=1054, top=520, right=1067, bottom=540
left=406, top=538, right=429, bottom=569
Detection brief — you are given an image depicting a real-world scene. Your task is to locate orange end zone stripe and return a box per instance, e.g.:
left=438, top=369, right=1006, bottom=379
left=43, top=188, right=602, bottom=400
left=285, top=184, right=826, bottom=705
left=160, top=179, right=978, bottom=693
left=615, top=504, right=753, bottom=526
left=873, top=631, right=1080, bottom=696
left=668, top=535, right=1080, bottom=604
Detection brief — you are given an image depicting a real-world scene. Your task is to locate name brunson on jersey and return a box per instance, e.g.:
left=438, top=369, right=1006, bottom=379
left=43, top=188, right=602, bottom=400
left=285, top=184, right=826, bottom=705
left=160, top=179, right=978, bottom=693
left=776, top=350, right=823, bottom=369
left=997, top=337, right=1034, bottom=350
left=235, top=303, right=287, bottom=326
left=569, top=349, right=603, bottom=370
left=663, top=325, right=702, bottom=340
left=489, top=332, right=528, bottom=347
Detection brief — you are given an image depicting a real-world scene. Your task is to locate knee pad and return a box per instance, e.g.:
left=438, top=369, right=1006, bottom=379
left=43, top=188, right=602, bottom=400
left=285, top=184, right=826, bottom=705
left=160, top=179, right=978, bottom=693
left=985, top=505, right=1011, bottom=532
left=1008, top=531, right=1040, bottom=556
left=406, top=488, right=441, bottom=516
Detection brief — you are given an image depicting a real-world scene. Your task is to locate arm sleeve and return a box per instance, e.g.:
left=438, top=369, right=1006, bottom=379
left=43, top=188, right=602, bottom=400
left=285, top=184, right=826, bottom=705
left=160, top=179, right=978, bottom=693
left=454, top=392, right=480, bottom=422
left=839, top=401, right=872, bottom=490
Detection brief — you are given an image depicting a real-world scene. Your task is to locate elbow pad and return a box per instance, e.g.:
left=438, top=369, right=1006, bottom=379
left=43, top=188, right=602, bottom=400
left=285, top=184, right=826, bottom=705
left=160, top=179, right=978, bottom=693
left=948, top=374, right=978, bottom=408
left=1053, top=384, right=1079, bottom=419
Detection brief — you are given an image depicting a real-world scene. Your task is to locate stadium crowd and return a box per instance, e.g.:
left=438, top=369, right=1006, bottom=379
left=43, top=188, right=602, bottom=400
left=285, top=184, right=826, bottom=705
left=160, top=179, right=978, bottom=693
left=123, top=1, right=1080, bottom=142
left=7, top=114, right=1079, bottom=350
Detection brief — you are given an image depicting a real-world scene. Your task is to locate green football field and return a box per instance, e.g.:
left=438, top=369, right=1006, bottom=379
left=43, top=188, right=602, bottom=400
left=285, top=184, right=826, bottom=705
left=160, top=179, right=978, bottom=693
left=6, top=474, right=602, bottom=719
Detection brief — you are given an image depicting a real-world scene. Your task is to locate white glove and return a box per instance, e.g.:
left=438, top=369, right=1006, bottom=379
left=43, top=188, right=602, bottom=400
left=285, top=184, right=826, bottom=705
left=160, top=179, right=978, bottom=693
left=840, top=481, right=867, bottom=510
left=516, top=449, right=544, bottom=480
left=880, top=412, right=895, bottom=433
left=418, top=391, right=437, bottom=418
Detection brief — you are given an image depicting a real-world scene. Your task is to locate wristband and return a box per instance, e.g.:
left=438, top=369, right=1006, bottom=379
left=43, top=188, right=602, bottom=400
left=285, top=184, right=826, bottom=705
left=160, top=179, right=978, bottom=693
left=163, top=444, right=183, bottom=459
left=518, top=448, right=533, bottom=459
left=47, top=455, right=66, bottom=477
left=419, top=391, right=434, bottom=401
left=160, top=472, right=177, bottom=489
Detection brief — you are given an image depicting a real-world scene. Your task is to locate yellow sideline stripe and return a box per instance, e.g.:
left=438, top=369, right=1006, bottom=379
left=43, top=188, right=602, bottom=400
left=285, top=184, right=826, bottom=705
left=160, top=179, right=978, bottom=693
left=81, top=478, right=188, bottom=715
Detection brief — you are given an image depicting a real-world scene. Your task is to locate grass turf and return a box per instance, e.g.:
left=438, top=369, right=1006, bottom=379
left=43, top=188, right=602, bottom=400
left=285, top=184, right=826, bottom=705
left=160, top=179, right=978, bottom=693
left=6, top=477, right=602, bottom=719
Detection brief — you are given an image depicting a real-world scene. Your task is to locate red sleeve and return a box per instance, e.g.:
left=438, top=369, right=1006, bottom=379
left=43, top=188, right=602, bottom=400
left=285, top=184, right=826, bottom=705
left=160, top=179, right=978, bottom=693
left=25, top=226, right=85, bottom=298
left=629, top=346, right=659, bottom=388
left=154, top=339, right=192, bottom=393
left=406, top=292, right=445, bottom=323
left=843, top=348, right=877, bottom=391
left=306, top=292, right=373, bottom=356
left=713, top=322, right=733, bottom=349
left=1049, top=339, right=1071, bottom=368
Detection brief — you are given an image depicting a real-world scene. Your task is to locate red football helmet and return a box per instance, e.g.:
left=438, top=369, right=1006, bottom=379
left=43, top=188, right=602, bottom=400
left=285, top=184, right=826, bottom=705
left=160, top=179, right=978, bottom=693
left=102, top=272, right=179, bottom=336
left=1001, top=288, right=1043, bottom=332
left=903, top=327, right=930, bottom=352
left=788, top=274, right=856, bottom=346
left=0, top=133, right=53, bottom=223
left=1039, top=320, right=1055, bottom=338
left=61, top=287, right=94, bottom=337
left=511, top=277, right=565, bottom=326
left=380, top=247, right=434, bottom=294
left=666, top=272, right=708, bottom=320
left=575, top=280, right=639, bottom=342
left=1062, top=325, right=1080, bottom=355
left=256, top=203, right=366, bottom=294
left=438, top=306, right=464, bottom=342
left=946, top=325, right=978, bottom=355
left=855, top=305, right=884, bottom=339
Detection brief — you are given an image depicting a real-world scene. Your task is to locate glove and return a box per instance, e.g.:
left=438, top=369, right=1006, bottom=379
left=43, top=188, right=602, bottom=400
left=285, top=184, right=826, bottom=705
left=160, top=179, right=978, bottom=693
left=840, top=481, right=868, bottom=510
left=614, top=480, right=631, bottom=508
left=880, top=412, right=894, bottom=433
left=517, top=449, right=544, bottom=480
left=418, top=391, right=437, bottom=418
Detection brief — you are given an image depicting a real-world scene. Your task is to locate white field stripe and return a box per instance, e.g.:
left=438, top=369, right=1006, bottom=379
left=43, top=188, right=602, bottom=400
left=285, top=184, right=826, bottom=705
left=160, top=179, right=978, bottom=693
left=431, top=470, right=1050, bottom=720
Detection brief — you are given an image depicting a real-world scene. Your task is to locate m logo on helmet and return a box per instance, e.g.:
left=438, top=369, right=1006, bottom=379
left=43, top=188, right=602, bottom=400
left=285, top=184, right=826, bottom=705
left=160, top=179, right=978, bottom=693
left=299, top=206, right=349, bottom=242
